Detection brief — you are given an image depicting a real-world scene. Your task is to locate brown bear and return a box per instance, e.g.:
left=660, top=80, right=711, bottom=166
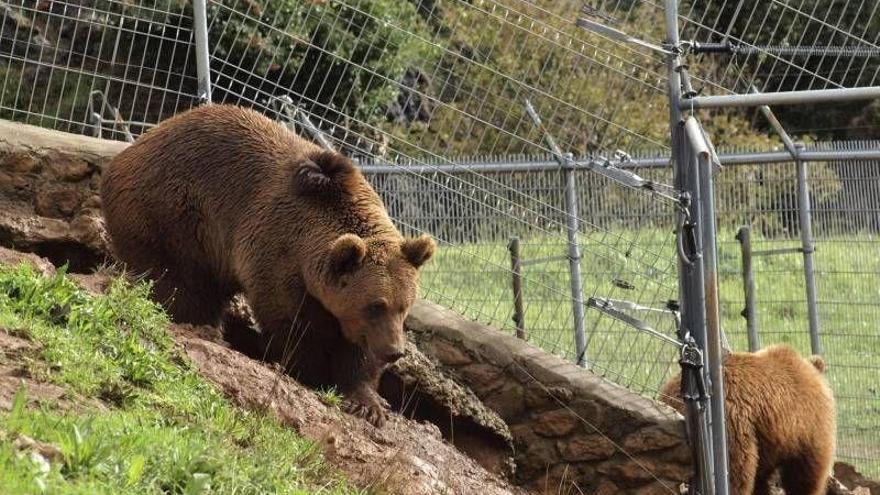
left=659, top=344, right=836, bottom=495
left=100, top=104, right=435, bottom=426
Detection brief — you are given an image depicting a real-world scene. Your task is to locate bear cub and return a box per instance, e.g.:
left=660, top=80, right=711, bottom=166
left=660, top=344, right=836, bottom=495
left=101, top=104, right=435, bottom=426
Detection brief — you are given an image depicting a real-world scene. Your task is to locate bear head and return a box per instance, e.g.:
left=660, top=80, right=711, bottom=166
left=316, top=232, right=435, bottom=364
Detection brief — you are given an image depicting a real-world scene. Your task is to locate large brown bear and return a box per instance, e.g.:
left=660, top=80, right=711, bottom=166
left=659, top=344, right=836, bottom=495
left=101, top=104, right=435, bottom=425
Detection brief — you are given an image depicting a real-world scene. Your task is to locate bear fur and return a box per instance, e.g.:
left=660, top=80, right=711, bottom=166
left=659, top=344, right=836, bottom=495
left=100, top=104, right=435, bottom=425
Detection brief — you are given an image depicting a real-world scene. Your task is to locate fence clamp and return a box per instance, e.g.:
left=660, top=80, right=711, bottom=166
left=679, top=334, right=708, bottom=403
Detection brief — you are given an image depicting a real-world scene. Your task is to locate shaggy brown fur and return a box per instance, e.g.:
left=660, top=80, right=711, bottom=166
left=101, top=104, right=435, bottom=426
left=660, top=345, right=836, bottom=495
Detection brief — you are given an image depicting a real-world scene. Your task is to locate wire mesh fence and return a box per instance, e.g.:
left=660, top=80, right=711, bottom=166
left=0, top=0, right=686, bottom=415
left=0, top=0, right=200, bottom=139
left=1, top=0, right=879, bottom=482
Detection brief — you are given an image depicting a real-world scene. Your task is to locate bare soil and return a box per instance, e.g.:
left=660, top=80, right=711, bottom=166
left=174, top=324, right=524, bottom=495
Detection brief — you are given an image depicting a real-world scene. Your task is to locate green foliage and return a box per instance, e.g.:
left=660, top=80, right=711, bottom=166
left=316, top=387, right=343, bottom=408
left=208, top=0, right=437, bottom=121
left=0, top=264, right=358, bottom=495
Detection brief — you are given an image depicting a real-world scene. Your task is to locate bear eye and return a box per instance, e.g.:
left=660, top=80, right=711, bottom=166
left=364, top=301, right=388, bottom=318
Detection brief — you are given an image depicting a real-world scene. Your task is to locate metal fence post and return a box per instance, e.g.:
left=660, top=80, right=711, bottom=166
left=796, top=150, right=823, bottom=355
left=675, top=120, right=716, bottom=495
left=524, top=100, right=588, bottom=367
left=686, top=118, right=731, bottom=495
left=562, top=153, right=588, bottom=367
left=665, top=1, right=717, bottom=493
left=754, top=91, right=822, bottom=356
left=193, top=0, right=212, bottom=103
left=508, top=237, right=526, bottom=340
left=735, top=225, right=759, bottom=351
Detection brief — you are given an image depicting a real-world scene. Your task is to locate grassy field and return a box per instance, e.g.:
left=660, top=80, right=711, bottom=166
left=423, top=228, right=880, bottom=477
left=0, top=264, right=360, bottom=495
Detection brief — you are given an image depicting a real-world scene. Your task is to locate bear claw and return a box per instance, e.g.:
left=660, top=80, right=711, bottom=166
left=342, top=393, right=389, bottom=427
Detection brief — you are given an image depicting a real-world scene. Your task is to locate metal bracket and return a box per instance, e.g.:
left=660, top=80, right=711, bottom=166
left=586, top=297, right=683, bottom=347
left=575, top=17, right=672, bottom=55
left=87, top=90, right=135, bottom=143
left=269, top=95, right=337, bottom=152
left=586, top=150, right=685, bottom=204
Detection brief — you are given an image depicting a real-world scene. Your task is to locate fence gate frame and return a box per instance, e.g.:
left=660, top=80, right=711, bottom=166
left=660, top=0, right=880, bottom=492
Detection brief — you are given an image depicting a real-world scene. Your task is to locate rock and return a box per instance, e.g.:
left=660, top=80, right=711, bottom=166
left=482, top=381, right=525, bottom=420
left=532, top=408, right=579, bottom=437
left=47, top=155, right=91, bottom=181
left=35, top=184, right=81, bottom=218
left=1, top=153, right=39, bottom=173
left=511, top=427, right=559, bottom=476
left=600, top=457, right=658, bottom=487
left=458, top=363, right=504, bottom=396
left=593, top=479, right=620, bottom=495
left=530, top=463, right=585, bottom=494
left=524, top=384, right=573, bottom=409
left=0, top=170, right=28, bottom=191
left=633, top=480, right=684, bottom=495
left=834, top=462, right=880, bottom=494
left=622, top=423, right=685, bottom=452
left=557, top=434, right=616, bottom=462
left=0, top=203, right=109, bottom=272
left=425, top=339, right=472, bottom=366
left=13, top=434, right=63, bottom=463
left=568, top=399, right=603, bottom=428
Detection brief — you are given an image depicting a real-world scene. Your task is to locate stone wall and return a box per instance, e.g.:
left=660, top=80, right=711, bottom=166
left=407, top=300, right=692, bottom=494
left=0, top=119, right=692, bottom=493
left=0, top=120, right=127, bottom=271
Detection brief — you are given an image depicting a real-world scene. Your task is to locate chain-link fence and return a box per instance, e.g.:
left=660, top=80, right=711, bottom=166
left=359, top=144, right=880, bottom=476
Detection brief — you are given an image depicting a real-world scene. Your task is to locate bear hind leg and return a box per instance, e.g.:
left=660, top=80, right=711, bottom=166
left=728, top=431, right=758, bottom=495
left=780, top=452, right=831, bottom=495
left=138, top=254, right=230, bottom=326
left=159, top=268, right=232, bottom=326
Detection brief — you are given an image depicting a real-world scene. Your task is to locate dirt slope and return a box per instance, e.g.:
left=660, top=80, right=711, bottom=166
left=0, top=247, right=526, bottom=495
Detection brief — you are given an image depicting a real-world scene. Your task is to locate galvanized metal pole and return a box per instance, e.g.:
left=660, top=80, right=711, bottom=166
left=753, top=91, right=822, bottom=355
left=524, top=101, right=588, bottom=367
left=677, top=121, right=715, bottom=495
left=664, top=1, right=717, bottom=493
left=682, top=86, right=880, bottom=110
left=508, top=237, right=526, bottom=340
left=193, top=0, right=212, bottom=103
left=735, top=226, right=759, bottom=351
left=686, top=118, right=730, bottom=495
left=354, top=147, right=880, bottom=174
left=796, top=151, right=823, bottom=355
left=562, top=155, right=588, bottom=367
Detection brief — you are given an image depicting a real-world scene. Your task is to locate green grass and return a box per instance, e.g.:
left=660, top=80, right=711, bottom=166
left=423, top=229, right=880, bottom=478
left=0, top=264, right=361, bottom=495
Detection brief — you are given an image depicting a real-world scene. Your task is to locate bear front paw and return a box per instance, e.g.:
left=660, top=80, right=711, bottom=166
left=342, top=391, right=389, bottom=427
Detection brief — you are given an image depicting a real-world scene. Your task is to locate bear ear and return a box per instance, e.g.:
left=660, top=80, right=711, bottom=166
left=808, top=355, right=827, bottom=373
left=294, top=158, right=332, bottom=192
left=293, top=152, right=356, bottom=193
left=401, top=235, right=436, bottom=268
left=329, top=234, right=367, bottom=274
